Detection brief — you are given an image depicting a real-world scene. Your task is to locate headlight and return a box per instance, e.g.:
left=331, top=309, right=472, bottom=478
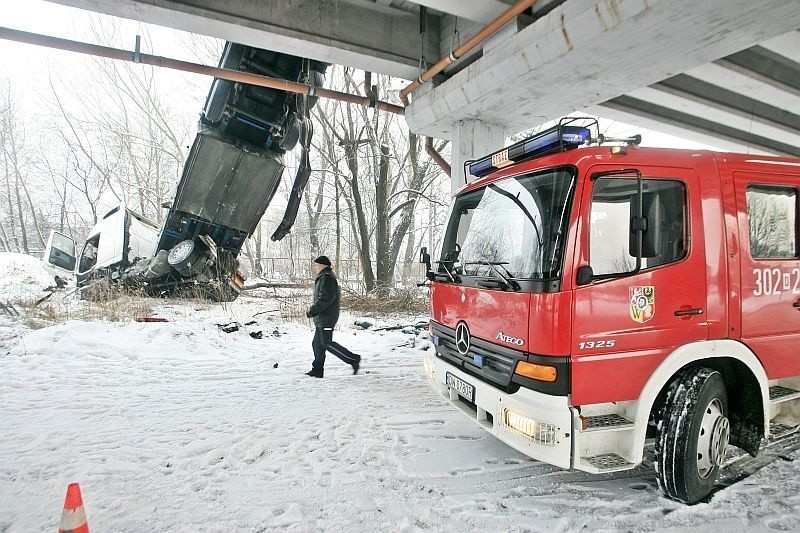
left=501, top=408, right=556, bottom=446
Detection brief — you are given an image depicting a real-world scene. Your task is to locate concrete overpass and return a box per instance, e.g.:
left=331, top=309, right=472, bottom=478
left=48, top=0, right=800, bottom=186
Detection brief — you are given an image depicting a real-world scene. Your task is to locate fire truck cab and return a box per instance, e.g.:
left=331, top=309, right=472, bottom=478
left=421, top=119, right=800, bottom=503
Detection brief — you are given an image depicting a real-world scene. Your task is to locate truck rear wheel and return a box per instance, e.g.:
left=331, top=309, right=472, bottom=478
left=202, top=43, right=247, bottom=124
left=655, top=367, right=730, bottom=503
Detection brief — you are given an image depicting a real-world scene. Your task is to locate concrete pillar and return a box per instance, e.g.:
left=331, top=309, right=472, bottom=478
left=451, top=119, right=505, bottom=196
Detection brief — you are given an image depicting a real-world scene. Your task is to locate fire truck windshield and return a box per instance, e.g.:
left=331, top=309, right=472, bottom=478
left=440, top=167, right=576, bottom=282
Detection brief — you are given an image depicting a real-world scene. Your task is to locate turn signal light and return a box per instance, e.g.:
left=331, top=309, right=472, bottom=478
left=515, top=361, right=557, bottom=382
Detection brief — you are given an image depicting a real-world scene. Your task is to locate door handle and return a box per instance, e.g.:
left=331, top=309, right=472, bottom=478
left=674, top=307, right=704, bottom=317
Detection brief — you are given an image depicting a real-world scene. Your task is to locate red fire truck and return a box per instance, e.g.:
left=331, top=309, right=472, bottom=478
left=420, top=118, right=800, bottom=503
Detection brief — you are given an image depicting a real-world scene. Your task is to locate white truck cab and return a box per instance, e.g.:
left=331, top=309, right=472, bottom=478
left=45, top=204, right=159, bottom=290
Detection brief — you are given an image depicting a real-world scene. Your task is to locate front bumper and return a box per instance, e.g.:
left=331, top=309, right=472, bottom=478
left=424, top=352, right=575, bottom=469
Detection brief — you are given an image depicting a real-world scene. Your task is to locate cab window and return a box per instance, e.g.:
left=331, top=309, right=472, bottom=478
left=589, top=177, right=687, bottom=276
left=746, top=185, right=798, bottom=259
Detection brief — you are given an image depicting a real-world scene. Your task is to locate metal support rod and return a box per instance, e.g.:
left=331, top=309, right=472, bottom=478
left=400, top=0, right=537, bottom=105
left=0, top=26, right=475, bottom=174
left=425, top=136, right=451, bottom=177
left=0, top=26, right=405, bottom=116
left=364, top=71, right=378, bottom=108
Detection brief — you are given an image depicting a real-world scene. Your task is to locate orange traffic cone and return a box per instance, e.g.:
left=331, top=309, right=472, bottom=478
left=57, top=483, right=89, bottom=533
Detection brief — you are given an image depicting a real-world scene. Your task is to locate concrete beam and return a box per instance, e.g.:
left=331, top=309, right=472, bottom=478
left=405, top=0, right=510, bottom=24
left=599, top=95, right=800, bottom=158
left=451, top=119, right=505, bottom=194
left=48, top=0, right=439, bottom=79
left=404, top=0, right=800, bottom=138
left=654, top=74, right=800, bottom=136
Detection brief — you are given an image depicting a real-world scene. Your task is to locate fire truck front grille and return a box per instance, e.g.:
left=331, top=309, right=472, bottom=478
left=431, top=322, right=524, bottom=390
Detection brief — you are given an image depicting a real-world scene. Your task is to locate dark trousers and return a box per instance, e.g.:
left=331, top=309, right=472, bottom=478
left=312, top=327, right=360, bottom=370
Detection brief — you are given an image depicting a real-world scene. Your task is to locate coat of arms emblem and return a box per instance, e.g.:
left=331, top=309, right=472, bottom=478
left=630, top=286, right=655, bottom=323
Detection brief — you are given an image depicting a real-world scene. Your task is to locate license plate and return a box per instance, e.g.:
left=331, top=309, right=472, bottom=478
left=446, top=372, right=475, bottom=402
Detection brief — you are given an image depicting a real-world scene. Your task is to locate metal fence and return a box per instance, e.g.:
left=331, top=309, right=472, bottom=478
left=244, top=257, right=428, bottom=292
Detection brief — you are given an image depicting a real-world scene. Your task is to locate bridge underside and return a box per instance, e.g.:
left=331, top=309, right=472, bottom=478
left=48, top=0, right=800, bottom=158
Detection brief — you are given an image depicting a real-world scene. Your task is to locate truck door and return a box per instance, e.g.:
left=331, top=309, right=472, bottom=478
left=734, top=172, right=800, bottom=378
left=43, top=231, right=76, bottom=273
left=570, top=166, right=709, bottom=405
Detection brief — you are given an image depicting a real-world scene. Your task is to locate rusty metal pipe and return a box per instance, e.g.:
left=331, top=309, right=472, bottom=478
left=400, top=0, right=537, bottom=105
left=0, top=26, right=405, bottom=116
left=425, top=136, right=450, bottom=177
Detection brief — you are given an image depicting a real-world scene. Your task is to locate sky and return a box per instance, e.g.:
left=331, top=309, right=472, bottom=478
left=2, top=252, right=800, bottom=531
left=0, top=0, right=216, bottom=119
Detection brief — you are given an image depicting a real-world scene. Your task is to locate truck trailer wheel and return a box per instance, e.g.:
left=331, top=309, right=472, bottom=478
left=655, top=367, right=730, bottom=504
left=202, top=43, right=247, bottom=124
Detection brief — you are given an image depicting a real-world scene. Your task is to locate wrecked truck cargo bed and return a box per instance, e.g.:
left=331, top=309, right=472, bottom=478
left=156, top=128, right=284, bottom=256
left=44, top=42, right=328, bottom=302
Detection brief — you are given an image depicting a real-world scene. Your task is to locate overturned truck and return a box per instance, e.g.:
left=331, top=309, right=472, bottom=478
left=44, top=43, right=327, bottom=301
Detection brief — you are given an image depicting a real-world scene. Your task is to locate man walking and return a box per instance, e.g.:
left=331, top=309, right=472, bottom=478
left=305, top=255, right=361, bottom=378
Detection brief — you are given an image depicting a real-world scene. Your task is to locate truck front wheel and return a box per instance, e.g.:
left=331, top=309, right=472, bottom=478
left=655, top=367, right=730, bottom=504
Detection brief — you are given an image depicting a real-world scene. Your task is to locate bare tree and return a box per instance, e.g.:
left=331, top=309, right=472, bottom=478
left=42, top=19, right=198, bottom=231
left=84, top=21, right=192, bottom=221
left=0, top=22, right=217, bottom=256
left=0, top=82, right=47, bottom=253
left=310, top=67, right=450, bottom=294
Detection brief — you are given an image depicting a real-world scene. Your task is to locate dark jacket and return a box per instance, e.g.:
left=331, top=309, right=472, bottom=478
left=307, top=266, right=340, bottom=328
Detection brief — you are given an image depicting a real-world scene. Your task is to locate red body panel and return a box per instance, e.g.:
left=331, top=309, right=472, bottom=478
left=431, top=283, right=530, bottom=349
left=528, top=292, right=574, bottom=355
left=728, top=156, right=800, bottom=378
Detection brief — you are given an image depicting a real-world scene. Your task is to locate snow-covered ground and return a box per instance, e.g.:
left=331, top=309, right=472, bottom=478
left=1, top=252, right=799, bottom=532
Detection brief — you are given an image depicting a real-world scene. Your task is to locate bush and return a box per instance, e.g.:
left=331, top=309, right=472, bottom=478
left=343, top=288, right=428, bottom=315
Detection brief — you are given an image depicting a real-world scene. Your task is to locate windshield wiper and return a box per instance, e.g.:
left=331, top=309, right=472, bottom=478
left=488, top=183, right=543, bottom=246
left=466, top=261, right=521, bottom=291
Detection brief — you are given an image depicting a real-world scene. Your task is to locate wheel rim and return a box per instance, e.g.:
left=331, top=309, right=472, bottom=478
left=696, top=398, right=730, bottom=479
left=170, top=241, right=194, bottom=263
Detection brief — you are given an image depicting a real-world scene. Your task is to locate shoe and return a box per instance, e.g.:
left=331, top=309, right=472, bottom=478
left=352, top=355, right=361, bottom=375
left=306, top=369, right=323, bottom=378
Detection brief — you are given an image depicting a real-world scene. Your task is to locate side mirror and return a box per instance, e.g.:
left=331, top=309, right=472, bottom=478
left=419, top=247, right=432, bottom=282
left=640, top=193, right=661, bottom=258
left=419, top=246, right=429, bottom=264
left=576, top=265, right=594, bottom=286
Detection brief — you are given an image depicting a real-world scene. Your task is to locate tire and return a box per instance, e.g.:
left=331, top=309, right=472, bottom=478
left=202, top=43, right=247, bottom=124
left=168, top=239, right=202, bottom=277
left=203, top=79, right=233, bottom=124
left=279, top=113, right=301, bottom=151
left=655, top=367, right=730, bottom=503
left=220, top=43, right=247, bottom=71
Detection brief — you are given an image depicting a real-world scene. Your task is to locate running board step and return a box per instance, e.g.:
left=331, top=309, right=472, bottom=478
left=582, top=414, right=634, bottom=432
left=769, top=420, right=800, bottom=440
left=769, top=385, right=800, bottom=403
left=584, top=453, right=634, bottom=471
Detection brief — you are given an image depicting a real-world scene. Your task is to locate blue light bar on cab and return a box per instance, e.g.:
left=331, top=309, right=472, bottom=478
left=468, top=125, right=591, bottom=178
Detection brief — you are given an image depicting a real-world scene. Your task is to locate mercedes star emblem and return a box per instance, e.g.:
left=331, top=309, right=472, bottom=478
left=455, top=322, right=471, bottom=355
